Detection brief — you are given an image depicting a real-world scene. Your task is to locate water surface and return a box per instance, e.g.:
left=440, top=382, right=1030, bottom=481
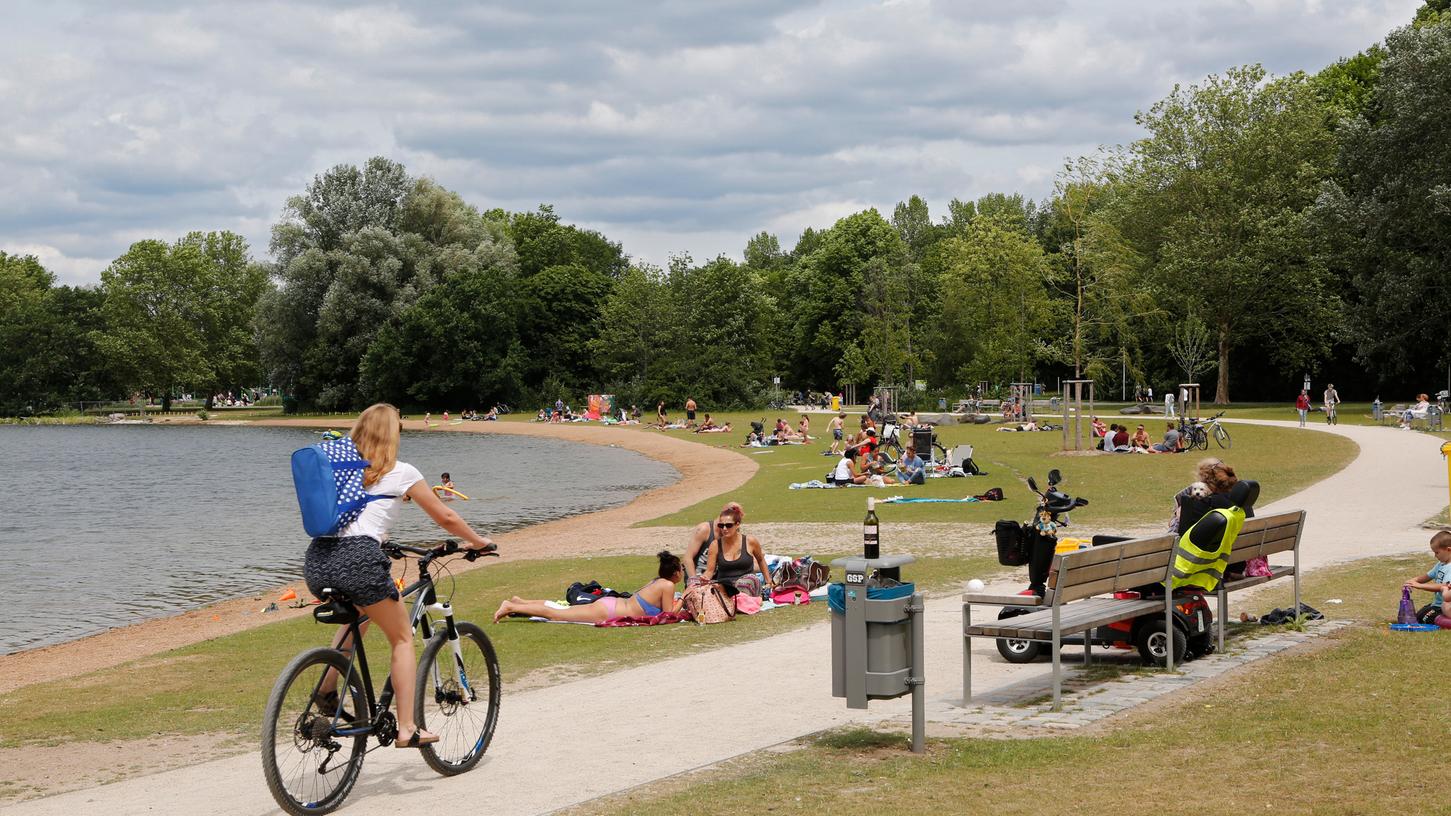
left=0, top=425, right=676, bottom=652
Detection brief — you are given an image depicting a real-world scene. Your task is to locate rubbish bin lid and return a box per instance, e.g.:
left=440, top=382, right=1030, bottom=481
left=827, top=581, right=915, bottom=615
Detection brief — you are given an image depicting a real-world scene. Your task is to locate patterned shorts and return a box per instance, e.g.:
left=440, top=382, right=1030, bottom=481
left=304, top=535, right=399, bottom=607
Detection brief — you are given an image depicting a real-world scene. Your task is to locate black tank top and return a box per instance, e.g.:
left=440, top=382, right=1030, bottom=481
left=714, top=531, right=754, bottom=583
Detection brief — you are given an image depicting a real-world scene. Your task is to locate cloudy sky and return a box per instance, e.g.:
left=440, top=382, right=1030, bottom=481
left=0, top=0, right=1422, bottom=284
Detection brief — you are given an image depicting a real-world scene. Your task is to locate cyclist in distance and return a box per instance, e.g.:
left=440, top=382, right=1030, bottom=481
left=304, top=403, right=495, bottom=748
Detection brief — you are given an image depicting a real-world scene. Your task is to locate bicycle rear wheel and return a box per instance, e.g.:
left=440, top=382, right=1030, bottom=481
left=416, top=621, right=501, bottom=776
left=262, top=648, right=370, bottom=816
left=1213, top=423, right=1231, bottom=448
left=1192, top=427, right=1209, bottom=450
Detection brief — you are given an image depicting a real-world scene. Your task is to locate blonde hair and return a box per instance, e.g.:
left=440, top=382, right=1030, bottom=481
left=352, top=403, right=401, bottom=487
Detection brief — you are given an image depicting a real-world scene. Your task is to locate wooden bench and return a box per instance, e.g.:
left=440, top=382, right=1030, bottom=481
left=962, top=510, right=1306, bottom=710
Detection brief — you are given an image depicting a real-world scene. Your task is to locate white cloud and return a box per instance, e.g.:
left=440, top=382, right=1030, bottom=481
left=0, top=0, right=1424, bottom=282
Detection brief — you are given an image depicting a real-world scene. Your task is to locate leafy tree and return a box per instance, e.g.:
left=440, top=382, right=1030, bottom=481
left=891, top=195, right=941, bottom=263
left=743, top=231, right=784, bottom=271
left=360, top=235, right=524, bottom=409
left=507, top=204, right=627, bottom=279
left=1109, top=66, right=1339, bottom=403
left=931, top=216, right=1057, bottom=386
left=516, top=263, right=615, bottom=393
left=591, top=265, right=677, bottom=398
left=96, top=240, right=213, bottom=409
left=1318, top=21, right=1451, bottom=386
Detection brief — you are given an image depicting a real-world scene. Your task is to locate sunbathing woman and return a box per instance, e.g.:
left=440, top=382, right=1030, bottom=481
left=493, top=551, right=683, bottom=623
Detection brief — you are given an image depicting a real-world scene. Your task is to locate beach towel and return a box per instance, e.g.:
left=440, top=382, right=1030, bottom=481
left=879, top=495, right=981, bottom=504
left=596, top=612, right=690, bottom=627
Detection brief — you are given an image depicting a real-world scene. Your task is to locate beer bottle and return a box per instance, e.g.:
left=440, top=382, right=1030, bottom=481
left=863, top=497, right=880, bottom=559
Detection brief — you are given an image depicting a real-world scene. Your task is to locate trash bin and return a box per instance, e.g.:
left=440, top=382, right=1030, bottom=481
left=828, top=553, right=925, bottom=752
left=831, top=395, right=842, bottom=412
left=829, top=580, right=915, bottom=700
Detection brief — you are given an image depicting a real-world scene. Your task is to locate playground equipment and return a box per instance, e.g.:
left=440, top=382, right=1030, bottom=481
left=1009, top=382, right=1034, bottom=421
left=1061, top=379, right=1095, bottom=451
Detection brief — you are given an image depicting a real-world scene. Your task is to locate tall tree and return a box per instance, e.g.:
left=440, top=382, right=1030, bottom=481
left=1318, top=20, right=1451, bottom=386
left=1110, top=66, right=1340, bottom=403
left=931, top=216, right=1057, bottom=386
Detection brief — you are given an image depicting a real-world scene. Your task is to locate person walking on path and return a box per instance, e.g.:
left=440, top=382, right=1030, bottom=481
left=685, top=398, right=698, bottom=427
left=1323, top=384, right=1341, bottom=425
left=1296, top=390, right=1311, bottom=427
left=1165, top=391, right=1175, bottom=418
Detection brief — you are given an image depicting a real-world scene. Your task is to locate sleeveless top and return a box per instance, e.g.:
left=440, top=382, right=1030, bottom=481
left=714, top=531, right=755, bottom=584
left=694, top=522, right=715, bottom=573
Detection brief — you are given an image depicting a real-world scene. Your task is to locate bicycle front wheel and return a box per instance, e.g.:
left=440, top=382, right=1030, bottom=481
left=416, top=621, right=501, bottom=776
left=262, top=648, right=370, bottom=816
left=1213, top=424, right=1231, bottom=448
left=1193, top=427, right=1209, bottom=450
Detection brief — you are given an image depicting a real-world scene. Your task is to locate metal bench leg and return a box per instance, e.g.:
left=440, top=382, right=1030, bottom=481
left=962, top=604, right=972, bottom=705
left=1217, top=588, right=1226, bottom=653
left=1294, top=545, right=1302, bottom=618
left=1083, top=631, right=1091, bottom=665
left=1051, top=606, right=1062, bottom=711
left=1165, top=582, right=1175, bottom=673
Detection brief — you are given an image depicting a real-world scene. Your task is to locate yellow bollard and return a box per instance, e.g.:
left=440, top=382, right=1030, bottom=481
left=1442, top=442, right=1451, bottom=511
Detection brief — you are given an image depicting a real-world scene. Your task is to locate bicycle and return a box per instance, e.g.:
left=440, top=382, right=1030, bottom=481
left=1202, top=411, right=1231, bottom=448
left=261, top=540, right=501, bottom=815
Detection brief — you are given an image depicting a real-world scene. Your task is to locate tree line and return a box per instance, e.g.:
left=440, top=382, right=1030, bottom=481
left=4, top=6, right=1449, bottom=415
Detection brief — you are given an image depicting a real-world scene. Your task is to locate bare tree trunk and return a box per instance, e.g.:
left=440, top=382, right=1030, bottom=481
left=1214, top=321, right=1231, bottom=405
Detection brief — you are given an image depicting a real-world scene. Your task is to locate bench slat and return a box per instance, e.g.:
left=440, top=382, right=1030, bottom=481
left=962, top=592, right=1040, bottom=606
left=1058, top=567, right=1170, bottom=603
left=966, top=599, right=1163, bottom=639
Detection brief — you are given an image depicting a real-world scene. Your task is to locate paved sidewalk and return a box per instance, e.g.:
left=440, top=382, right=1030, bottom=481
left=9, top=421, right=1445, bottom=816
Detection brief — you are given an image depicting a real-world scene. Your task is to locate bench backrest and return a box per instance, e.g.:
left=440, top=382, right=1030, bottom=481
left=1046, top=534, right=1177, bottom=605
left=1044, top=509, right=1306, bottom=605
left=1220, top=510, right=1306, bottom=562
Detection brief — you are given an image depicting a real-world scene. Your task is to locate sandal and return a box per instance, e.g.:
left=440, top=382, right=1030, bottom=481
left=395, top=728, right=439, bottom=748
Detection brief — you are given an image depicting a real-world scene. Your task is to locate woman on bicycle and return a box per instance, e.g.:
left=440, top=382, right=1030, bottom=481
left=493, top=551, right=684, bottom=623
left=305, top=403, right=495, bottom=748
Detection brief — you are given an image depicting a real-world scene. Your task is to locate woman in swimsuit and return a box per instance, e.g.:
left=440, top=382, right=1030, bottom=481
left=699, top=505, right=774, bottom=597
left=492, top=551, right=683, bottom=623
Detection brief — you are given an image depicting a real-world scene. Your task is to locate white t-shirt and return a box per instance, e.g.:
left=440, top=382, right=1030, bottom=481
left=338, top=461, right=425, bottom=542
left=833, top=457, right=854, bottom=481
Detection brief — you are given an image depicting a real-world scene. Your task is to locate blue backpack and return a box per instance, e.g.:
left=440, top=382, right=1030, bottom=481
left=291, top=436, right=395, bottom=537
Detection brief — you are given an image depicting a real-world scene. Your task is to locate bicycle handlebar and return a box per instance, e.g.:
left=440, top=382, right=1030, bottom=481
left=383, top=539, right=499, bottom=562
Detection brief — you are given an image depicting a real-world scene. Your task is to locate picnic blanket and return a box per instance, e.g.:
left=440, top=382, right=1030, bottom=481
left=596, top=611, right=691, bottom=627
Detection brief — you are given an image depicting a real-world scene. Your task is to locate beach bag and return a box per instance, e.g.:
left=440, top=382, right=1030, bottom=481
left=291, top=437, right=394, bottom=537
left=682, top=583, right=735, bottom=624
left=772, top=584, right=811, bottom=605
left=1398, top=586, right=1418, bottom=626
left=976, top=487, right=1004, bottom=502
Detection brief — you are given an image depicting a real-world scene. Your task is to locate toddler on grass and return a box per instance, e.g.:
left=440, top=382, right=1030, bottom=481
left=1404, top=530, right=1451, bottom=627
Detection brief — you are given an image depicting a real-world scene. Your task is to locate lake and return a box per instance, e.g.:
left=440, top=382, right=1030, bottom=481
left=0, top=424, right=677, bottom=653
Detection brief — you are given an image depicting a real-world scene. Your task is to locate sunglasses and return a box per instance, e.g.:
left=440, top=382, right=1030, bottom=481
left=715, top=522, right=737, bottom=530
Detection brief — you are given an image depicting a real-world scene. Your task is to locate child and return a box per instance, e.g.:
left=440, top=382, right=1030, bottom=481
left=1405, top=530, right=1451, bottom=626
left=827, top=412, right=846, bottom=456
left=434, top=473, right=457, bottom=502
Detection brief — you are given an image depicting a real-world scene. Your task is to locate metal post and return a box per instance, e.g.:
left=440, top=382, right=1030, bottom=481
left=962, top=603, right=972, bottom=704
left=910, top=592, right=925, bottom=754
left=1217, top=588, right=1226, bottom=653
left=1165, top=581, right=1175, bottom=672
left=1051, top=604, right=1062, bottom=711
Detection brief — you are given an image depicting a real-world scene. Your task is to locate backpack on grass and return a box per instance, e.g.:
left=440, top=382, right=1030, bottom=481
left=291, top=436, right=394, bottom=537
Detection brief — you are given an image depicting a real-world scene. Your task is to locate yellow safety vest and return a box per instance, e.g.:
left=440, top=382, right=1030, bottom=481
left=1171, top=507, right=1246, bottom=592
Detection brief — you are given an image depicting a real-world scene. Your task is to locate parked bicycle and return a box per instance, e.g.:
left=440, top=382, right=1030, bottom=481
left=1179, top=411, right=1230, bottom=450
left=262, top=540, right=501, bottom=816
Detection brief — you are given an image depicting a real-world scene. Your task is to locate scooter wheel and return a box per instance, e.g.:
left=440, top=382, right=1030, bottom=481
left=996, top=637, right=1042, bottom=664
left=1135, top=619, right=1187, bottom=667
left=1186, top=632, right=1214, bottom=659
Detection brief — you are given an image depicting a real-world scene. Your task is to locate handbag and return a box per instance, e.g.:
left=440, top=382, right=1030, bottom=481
left=734, top=573, right=764, bottom=598
left=682, top=582, right=736, bottom=624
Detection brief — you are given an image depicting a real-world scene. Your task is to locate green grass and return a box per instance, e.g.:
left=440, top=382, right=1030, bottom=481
left=575, top=554, right=1451, bottom=816
left=0, top=549, right=998, bottom=748
left=618, top=412, right=1357, bottom=527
